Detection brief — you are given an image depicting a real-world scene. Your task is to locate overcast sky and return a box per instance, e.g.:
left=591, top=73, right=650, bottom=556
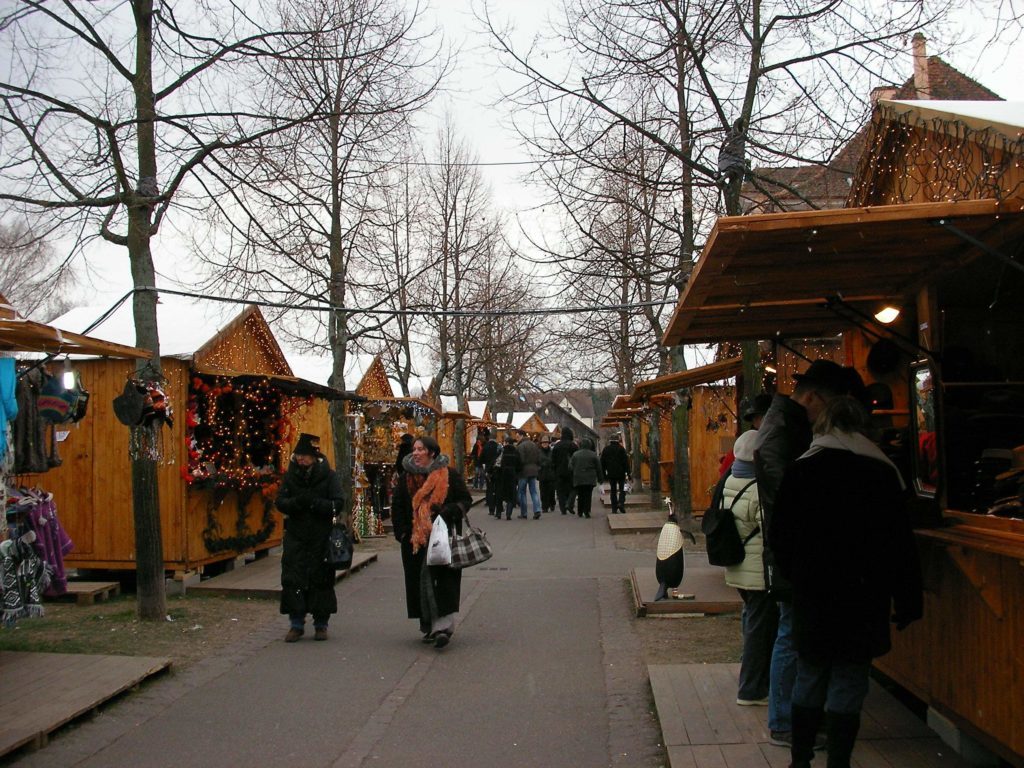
left=67, top=0, right=1022, bottom=319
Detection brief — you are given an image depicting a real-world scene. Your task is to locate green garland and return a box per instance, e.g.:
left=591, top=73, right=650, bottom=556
left=202, top=486, right=278, bottom=554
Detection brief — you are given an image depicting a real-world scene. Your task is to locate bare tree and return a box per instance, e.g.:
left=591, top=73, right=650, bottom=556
left=190, top=0, right=446, bottom=518
left=0, top=0, right=365, bottom=619
left=0, top=221, right=74, bottom=321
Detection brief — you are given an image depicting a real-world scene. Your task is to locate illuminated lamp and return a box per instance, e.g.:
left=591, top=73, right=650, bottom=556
left=873, top=306, right=900, bottom=325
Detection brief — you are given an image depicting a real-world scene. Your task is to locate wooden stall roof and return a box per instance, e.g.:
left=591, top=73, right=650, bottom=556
left=0, top=318, right=151, bottom=358
left=662, top=199, right=1024, bottom=345
left=192, top=366, right=363, bottom=401
left=632, top=357, right=744, bottom=399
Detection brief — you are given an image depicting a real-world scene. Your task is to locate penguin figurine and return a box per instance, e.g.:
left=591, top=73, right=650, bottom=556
left=654, top=498, right=696, bottom=601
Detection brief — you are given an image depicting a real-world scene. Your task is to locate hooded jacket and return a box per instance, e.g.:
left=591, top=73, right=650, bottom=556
left=551, top=427, right=577, bottom=480
left=569, top=437, right=604, bottom=487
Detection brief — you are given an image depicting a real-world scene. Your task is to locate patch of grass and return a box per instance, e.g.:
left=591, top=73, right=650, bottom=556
left=0, top=593, right=279, bottom=668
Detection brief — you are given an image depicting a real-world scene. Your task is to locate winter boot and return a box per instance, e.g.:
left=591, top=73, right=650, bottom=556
left=789, top=703, right=824, bottom=767
left=825, top=711, right=861, bottom=768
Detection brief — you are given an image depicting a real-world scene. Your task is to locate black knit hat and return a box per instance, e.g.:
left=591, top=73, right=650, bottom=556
left=293, top=433, right=321, bottom=457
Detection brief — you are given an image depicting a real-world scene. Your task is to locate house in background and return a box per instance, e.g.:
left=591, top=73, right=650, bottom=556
left=742, top=34, right=1002, bottom=215
left=534, top=400, right=600, bottom=447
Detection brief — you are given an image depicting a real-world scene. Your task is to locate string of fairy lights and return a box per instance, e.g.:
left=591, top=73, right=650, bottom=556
left=849, top=105, right=1024, bottom=206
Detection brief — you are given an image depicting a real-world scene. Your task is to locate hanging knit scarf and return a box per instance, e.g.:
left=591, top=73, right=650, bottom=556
left=409, top=467, right=450, bottom=554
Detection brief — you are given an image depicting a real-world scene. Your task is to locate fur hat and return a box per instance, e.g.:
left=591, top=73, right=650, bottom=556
left=293, top=433, right=321, bottom=457
left=733, top=430, right=758, bottom=462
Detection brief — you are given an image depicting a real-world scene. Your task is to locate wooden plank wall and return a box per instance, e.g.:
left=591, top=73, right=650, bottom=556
left=17, top=357, right=189, bottom=570
left=688, top=385, right=737, bottom=512
left=875, top=542, right=1024, bottom=765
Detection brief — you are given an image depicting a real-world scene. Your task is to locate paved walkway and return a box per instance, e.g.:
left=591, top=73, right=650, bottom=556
left=10, top=495, right=665, bottom=768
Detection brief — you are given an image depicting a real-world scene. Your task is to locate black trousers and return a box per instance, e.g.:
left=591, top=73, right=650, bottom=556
left=575, top=484, right=595, bottom=517
left=556, top=476, right=574, bottom=513
left=608, top=477, right=626, bottom=512
left=485, top=470, right=498, bottom=514
left=540, top=477, right=556, bottom=512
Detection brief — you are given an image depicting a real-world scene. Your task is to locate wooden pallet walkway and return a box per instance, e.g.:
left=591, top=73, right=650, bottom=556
left=188, top=550, right=377, bottom=599
left=631, top=564, right=742, bottom=617
left=0, top=651, right=170, bottom=758
left=46, top=581, right=121, bottom=606
left=608, top=511, right=669, bottom=534
left=649, top=663, right=972, bottom=767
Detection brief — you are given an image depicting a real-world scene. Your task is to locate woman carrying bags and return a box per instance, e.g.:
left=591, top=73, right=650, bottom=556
left=391, top=435, right=473, bottom=648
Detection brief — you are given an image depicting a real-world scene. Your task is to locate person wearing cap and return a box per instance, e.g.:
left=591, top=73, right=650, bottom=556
left=720, top=394, right=773, bottom=478
left=538, top=435, right=556, bottom=514
left=770, top=396, right=921, bottom=768
left=275, top=432, right=345, bottom=643
left=722, top=429, right=777, bottom=708
left=600, top=433, right=631, bottom=514
left=753, top=359, right=862, bottom=748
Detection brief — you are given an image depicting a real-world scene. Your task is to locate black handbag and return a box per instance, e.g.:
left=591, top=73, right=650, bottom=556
left=326, top=516, right=354, bottom=570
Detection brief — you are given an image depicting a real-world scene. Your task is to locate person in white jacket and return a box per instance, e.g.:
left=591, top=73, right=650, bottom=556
left=724, top=429, right=779, bottom=706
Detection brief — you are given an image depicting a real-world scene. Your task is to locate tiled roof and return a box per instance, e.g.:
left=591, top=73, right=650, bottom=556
left=743, top=56, right=1002, bottom=213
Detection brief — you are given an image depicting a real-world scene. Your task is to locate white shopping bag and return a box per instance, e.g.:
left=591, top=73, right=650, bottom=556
left=426, top=514, right=452, bottom=566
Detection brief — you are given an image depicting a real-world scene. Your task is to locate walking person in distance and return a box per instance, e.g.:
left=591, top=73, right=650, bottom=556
left=551, top=427, right=577, bottom=514
left=600, top=432, right=631, bottom=514
left=569, top=437, right=603, bottom=519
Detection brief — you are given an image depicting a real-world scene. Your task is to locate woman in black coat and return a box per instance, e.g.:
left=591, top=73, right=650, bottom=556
left=275, top=433, right=345, bottom=643
left=770, top=397, right=922, bottom=768
left=496, top=436, right=521, bottom=520
left=391, top=435, right=472, bottom=648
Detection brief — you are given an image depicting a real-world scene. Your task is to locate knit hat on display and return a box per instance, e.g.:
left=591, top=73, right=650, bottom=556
left=294, top=433, right=321, bottom=457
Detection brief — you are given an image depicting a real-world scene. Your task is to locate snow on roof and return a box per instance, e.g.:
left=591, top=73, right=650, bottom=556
left=51, top=295, right=243, bottom=358
left=544, top=422, right=558, bottom=432
left=508, top=411, right=539, bottom=429
left=280, top=350, right=374, bottom=390
left=468, top=400, right=488, bottom=419
left=884, top=99, right=1024, bottom=141
left=440, top=395, right=460, bottom=413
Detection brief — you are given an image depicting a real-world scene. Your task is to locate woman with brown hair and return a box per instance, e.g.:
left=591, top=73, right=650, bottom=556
left=391, top=435, right=472, bottom=648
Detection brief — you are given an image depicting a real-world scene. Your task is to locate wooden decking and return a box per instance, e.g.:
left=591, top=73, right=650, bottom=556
left=188, top=550, right=377, bottom=599
left=649, top=663, right=972, bottom=767
left=0, top=651, right=171, bottom=758
left=631, top=564, right=742, bottom=617
left=608, top=511, right=667, bottom=534
left=47, top=581, right=121, bottom=606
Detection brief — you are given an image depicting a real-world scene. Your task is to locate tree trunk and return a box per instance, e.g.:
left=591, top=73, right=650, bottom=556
left=127, top=0, right=166, bottom=621
left=669, top=346, right=692, bottom=518
left=649, top=410, right=661, bottom=492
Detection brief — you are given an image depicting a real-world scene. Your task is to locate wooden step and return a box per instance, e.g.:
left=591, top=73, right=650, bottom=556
left=47, top=581, right=121, bottom=606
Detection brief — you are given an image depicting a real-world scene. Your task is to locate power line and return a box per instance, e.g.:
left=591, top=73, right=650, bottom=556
left=135, top=287, right=677, bottom=318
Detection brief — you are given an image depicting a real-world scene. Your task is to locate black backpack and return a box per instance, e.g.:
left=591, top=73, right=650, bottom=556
left=702, top=477, right=759, bottom=566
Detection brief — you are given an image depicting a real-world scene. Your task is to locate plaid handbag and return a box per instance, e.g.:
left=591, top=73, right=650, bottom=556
left=449, top=513, right=493, bottom=569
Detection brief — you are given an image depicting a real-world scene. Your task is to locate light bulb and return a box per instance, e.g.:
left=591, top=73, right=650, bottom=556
left=874, top=306, right=901, bottom=325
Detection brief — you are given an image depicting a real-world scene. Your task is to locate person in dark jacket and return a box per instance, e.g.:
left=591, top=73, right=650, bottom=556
left=275, top=433, right=345, bottom=643
left=569, top=437, right=603, bottom=519
left=771, top=396, right=922, bottom=768
left=391, top=435, right=472, bottom=648
left=551, top=427, right=577, bottom=515
left=753, top=359, right=860, bottom=747
left=538, top=435, right=556, bottom=514
left=394, top=433, right=414, bottom=475
left=516, top=429, right=543, bottom=519
left=497, top=435, right=521, bottom=520
left=480, top=428, right=501, bottom=516
left=600, top=433, right=631, bottom=514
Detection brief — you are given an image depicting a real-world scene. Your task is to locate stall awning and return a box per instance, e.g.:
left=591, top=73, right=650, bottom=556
left=632, top=357, right=744, bottom=399
left=193, top=366, right=363, bottom=401
left=662, top=199, right=1024, bottom=345
left=0, top=318, right=152, bottom=358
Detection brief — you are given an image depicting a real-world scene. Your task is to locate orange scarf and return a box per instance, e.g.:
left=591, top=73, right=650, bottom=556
left=410, top=467, right=449, bottom=553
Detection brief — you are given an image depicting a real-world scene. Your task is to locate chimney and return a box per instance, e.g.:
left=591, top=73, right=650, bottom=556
left=871, top=86, right=898, bottom=104
left=912, top=33, right=930, bottom=99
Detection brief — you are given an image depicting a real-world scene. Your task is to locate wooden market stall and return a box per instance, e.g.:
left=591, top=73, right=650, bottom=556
left=350, top=355, right=438, bottom=536
left=436, top=394, right=473, bottom=474
left=14, top=301, right=352, bottom=577
left=494, top=411, right=549, bottom=443
left=661, top=98, right=1024, bottom=764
